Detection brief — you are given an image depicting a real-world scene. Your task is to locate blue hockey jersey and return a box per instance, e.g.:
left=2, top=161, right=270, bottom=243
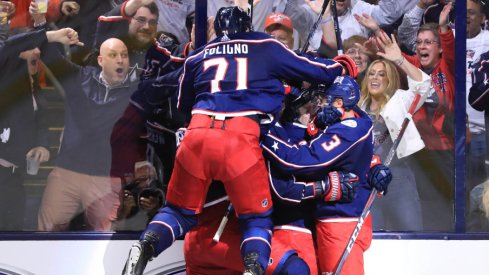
left=262, top=108, right=374, bottom=218
left=177, top=31, right=344, bottom=120
left=267, top=122, right=317, bottom=228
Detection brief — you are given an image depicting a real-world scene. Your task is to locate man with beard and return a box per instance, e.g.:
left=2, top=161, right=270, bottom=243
left=89, top=0, right=160, bottom=74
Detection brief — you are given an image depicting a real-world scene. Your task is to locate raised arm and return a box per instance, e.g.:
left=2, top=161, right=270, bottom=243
left=283, top=0, right=319, bottom=47
left=46, top=28, right=84, bottom=46
left=124, top=0, right=155, bottom=16
left=319, top=1, right=338, bottom=50
left=397, top=0, right=436, bottom=53
left=438, top=2, right=455, bottom=73
left=364, top=0, right=403, bottom=26
left=376, top=31, right=421, bottom=82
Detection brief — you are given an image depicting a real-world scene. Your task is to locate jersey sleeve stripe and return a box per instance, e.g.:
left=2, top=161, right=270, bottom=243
left=98, top=15, right=125, bottom=22
left=155, top=44, right=186, bottom=62
left=263, top=126, right=373, bottom=169
left=148, top=221, right=176, bottom=242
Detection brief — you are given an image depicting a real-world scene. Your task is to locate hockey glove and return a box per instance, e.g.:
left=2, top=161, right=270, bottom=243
left=368, top=163, right=392, bottom=195
left=314, top=171, right=359, bottom=203
left=469, top=81, right=489, bottom=112
left=333, top=54, right=358, bottom=79
left=314, top=105, right=344, bottom=129
left=141, top=37, right=182, bottom=81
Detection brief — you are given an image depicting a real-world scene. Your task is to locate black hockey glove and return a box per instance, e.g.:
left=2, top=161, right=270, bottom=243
left=368, top=163, right=392, bottom=195
left=314, top=171, right=359, bottom=203
left=314, top=105, right=345, bottom=129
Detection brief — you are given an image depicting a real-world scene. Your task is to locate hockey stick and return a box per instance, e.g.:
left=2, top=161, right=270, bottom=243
left=330, top=0, right=343, bottom=55
left=248, top=0, right=254, bottom=30
left=213, top=202, right=234, bottom=242
left=300, top=0, right=329, bottom=54
left=332, top=93, right=422, bottom=275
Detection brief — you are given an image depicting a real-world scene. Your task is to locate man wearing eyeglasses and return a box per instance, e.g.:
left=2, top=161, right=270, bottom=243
left=92, top=0, right=159, bottom=71
left=127, top=4, right=158, bottom=50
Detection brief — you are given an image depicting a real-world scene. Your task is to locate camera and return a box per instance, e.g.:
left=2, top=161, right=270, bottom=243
left=124, top=178, right=165, bottom=209
left=124, top=180, right=165, bottom=218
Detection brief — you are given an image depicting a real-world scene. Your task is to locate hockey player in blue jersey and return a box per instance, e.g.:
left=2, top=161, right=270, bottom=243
left=262, top=76, right=391, bottom=274
left=122, top=6, right=355, bottom=275
left=181, top=85, right=391, bottom=275
left=264, top=86, right=360, bottom=274
left=182, top=85, right=391, bottom=275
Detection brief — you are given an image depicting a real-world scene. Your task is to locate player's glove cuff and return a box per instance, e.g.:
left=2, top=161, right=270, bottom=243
left=333, top=54, right=358, bottom=79
left=321, top=171, right=359, bottom=203
left=323, top=171, right=343, bottom=202
left=314, top=180, right=325, bottom=199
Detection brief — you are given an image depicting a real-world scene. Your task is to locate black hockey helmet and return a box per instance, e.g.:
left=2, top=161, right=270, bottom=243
left=214, top=6, right=252, bottom=37
left=281, top=86, right=321, bottom=123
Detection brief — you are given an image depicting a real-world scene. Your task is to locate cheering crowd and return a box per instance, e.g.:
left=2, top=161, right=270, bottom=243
left=1, top=0, right=489, bottom=274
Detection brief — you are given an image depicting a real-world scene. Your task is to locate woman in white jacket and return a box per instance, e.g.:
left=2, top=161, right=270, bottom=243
left=358, top=31, right=431, bottom=231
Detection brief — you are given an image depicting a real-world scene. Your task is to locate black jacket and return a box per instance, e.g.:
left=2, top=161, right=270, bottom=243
left=0, top=30, right=50, bottom=167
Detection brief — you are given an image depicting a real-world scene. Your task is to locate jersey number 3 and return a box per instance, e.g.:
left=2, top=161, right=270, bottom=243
left=203, top=57, right=248, bottom=93
left=321, top=134, right=341, bottom=152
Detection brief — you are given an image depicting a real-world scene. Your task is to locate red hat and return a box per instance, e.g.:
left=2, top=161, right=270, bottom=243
left=265, top=13, right=293, bottom=33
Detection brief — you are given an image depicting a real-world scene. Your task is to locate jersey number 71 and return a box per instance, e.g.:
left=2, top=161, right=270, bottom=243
left=203, top=57, right=248, bottom=93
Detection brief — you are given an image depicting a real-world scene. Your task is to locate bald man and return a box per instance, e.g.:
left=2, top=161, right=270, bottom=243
left=98, top=38, right=130, bottom=87
left=37, top=37, right=139, bottom=231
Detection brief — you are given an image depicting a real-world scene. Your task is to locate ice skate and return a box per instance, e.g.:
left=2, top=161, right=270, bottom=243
left=121, top=240, right=154, bottom=275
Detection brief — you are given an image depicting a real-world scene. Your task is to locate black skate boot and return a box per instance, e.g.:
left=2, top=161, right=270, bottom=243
left=121, top=240, right=154, bottom=275
left=242, top=252, right=265, bottom=275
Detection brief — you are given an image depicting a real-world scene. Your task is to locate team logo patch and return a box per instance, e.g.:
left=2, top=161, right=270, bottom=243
left=261, top=199, right=269, bottom=208
left=341, top=120, right=357, bottom=128
left=1, top=128, right=10, bottom=143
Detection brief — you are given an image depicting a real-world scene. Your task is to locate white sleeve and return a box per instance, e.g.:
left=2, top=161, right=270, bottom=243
left=397, top=5, right=425, bottom=53
left=380, top=71, right=431, bottom=159
left=406, top=69, right=432, bottom=112
left=352, top=0, right=403, bottom=26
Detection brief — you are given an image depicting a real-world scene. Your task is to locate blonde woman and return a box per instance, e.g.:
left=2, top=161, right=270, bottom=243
left=358, top=31, right=431, bottom=231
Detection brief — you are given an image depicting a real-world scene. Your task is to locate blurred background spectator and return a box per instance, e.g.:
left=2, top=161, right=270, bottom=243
left=0, top=26, right=51, bottom=230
